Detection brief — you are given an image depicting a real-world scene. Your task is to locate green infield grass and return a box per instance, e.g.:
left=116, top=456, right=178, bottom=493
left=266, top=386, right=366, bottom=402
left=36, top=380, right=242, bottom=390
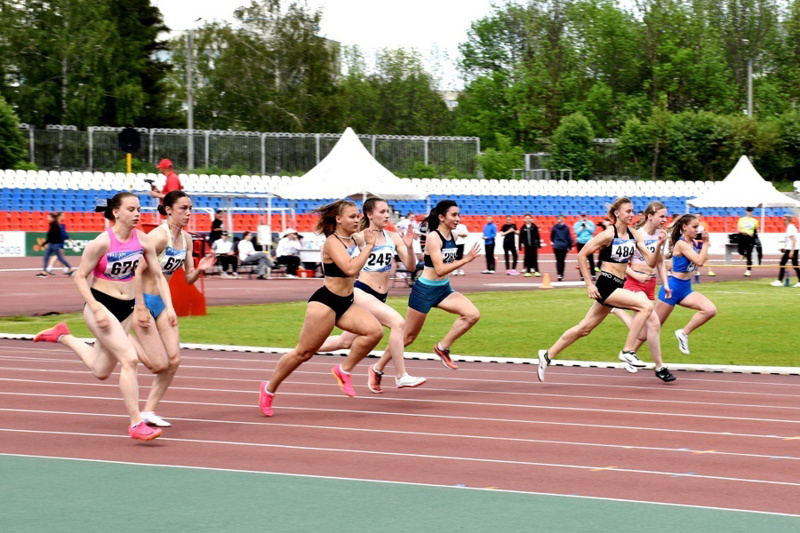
left=2, top=281, right=797, bottom=367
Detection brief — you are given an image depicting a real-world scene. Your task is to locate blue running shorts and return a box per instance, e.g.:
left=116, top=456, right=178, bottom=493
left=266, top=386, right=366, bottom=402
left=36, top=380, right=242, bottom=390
left=143, top=293, right=167, bottom=319
left=408, top=277, right=455, bottom=314
left=658, top=276, right=693, bottom=306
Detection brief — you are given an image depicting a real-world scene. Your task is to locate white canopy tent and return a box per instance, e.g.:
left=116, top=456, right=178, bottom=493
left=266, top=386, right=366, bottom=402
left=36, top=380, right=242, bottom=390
left=687, top=155, right=800, bottom=231
left=276, top=127, right=427, bottom=202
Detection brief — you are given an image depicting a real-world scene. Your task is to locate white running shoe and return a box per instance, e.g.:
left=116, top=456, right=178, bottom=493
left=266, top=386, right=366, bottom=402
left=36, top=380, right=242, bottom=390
left=675, top=329, right=690, bottom=355
left=770, top=280, right=783, bottom=287
left=395, top=373, right=427, bottom=388
left=622, top=362, right=638, bottom=373
left=618, top=350, right=646, bottom=368
left=794, top=283, right=800, bottom=288
left=744, top=270, right=751, bottom=277
left=140, top=411, right=172, bottom=427
left=537, top=350, right=549, bottom=382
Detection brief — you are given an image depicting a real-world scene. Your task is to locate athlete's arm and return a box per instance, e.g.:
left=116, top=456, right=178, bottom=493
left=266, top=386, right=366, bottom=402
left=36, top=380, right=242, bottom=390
left=184, top=232, right=215, bottom=285
left=426, top=231, right=478, bottom=277
left=577, top=227, right=613, bottom=294
left=392, top=230, right=417, bottom=272
left=675, top=233, right=709, bottom=267
left=73, top=234, right=112, bottom=328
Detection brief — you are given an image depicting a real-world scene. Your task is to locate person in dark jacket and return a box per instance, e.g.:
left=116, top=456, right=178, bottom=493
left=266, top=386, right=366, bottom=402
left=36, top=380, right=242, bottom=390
left=37, top=212, right=74, bottom=277
left=519, top=214, right=541, bottom=277
left=551, top=214, right=573, bottom=281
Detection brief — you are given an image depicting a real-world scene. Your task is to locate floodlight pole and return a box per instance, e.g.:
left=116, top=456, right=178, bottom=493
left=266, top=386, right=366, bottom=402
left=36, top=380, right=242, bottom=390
left=186, top=31, right=195, bottom=170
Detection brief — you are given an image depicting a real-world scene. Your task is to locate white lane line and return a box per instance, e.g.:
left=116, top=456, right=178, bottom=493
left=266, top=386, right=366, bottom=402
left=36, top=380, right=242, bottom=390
left=2, top=368, right=800, bottom=413
left=2, top=428, right=799, bottom=489
left=2, top=378, right=800, bottom=425
left=1, top=407, right=797, bottom=462
left=0, top=390, right=797, bottom=441
left=3, top=453, right=798, bottom=518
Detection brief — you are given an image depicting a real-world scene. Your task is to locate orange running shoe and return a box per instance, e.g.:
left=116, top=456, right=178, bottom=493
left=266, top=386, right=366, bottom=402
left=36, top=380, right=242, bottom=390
left=332, top=364, right=356, bottom=397
left=259, top=382, right=274, bottom=416
left=433, top=344, right=458, bottom=370
left=367, top=364, right=383, bottom=394
left=34, top=323, right=69, bottom=343
left=129, top=421, right=162, bottom=441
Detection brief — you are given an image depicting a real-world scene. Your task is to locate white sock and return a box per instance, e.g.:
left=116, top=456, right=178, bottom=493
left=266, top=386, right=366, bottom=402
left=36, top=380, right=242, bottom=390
left=141, top=411, right=153, bottom=417
left=339, top=364, right=351, bottom=375
left=437, top=343, right=447, bottom=352
left=656, top=366, right=664, bottom=372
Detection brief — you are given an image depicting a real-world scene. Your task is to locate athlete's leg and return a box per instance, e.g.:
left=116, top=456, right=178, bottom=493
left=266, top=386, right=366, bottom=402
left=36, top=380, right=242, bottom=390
left=141, top=312, right=183, bottom=413
left=317, top=331, right=358, bottom=352
left=604, top=289, right=653, bottom=351
left=336, top=304, right=384, bottom=372
left=353, top=296, right=408, bottom=377
left=266, top=302, right=336, bottom=394
left=435, top=292, right=480, bottom=350
left=548, top=302, right=611, bottom=359
left=678, top=292, right=717, bottom=335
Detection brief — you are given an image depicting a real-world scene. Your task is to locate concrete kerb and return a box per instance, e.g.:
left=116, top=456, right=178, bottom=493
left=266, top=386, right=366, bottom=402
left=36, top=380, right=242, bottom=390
left=5, top=333, right=799, bottom=377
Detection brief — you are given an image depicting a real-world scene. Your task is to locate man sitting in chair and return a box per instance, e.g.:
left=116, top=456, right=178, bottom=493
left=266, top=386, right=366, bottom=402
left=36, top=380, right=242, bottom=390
left=275, top=228, right=303, bottom=278
left=237, top=231, right=271, bottom=280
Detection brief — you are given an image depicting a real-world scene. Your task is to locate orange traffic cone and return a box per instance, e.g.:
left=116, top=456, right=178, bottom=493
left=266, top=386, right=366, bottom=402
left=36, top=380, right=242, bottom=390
left=539, top=273, right=553, bottom=289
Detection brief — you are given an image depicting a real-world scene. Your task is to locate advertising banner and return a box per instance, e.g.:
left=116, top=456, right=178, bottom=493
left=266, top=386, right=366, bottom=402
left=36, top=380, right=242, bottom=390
left=26, top=232, right=100, bottom=256
left=0, top=231, right=26, bottom=257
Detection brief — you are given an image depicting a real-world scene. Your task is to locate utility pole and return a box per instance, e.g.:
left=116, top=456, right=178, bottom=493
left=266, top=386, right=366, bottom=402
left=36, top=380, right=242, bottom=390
left=186, top=30, right=194, bottom=170
left=743, top=39, right=753, bottom=118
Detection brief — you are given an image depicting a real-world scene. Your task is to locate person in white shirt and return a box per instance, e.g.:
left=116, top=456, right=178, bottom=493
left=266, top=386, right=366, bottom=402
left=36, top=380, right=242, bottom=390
left=395, top=212, right=416, bottom=236
left=454, top=221, right=469, bottom=276
left=211, top=232, right=238, bottom=277
left=275, top=229, right=303, bottom=277
left=771, top=214, right=800, bottom=287
left=238, top=231, right=271, bottom=279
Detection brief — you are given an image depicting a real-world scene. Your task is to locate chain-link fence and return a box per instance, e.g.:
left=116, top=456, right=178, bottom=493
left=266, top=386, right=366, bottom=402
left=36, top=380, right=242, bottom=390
left=19, top=125, right=481, bottom=177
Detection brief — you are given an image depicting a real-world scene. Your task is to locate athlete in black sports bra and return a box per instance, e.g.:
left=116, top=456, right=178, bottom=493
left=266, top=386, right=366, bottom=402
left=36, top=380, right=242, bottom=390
left=536, top=197, right=667, bottom=382
left=258, top=199, right=384, bottom=417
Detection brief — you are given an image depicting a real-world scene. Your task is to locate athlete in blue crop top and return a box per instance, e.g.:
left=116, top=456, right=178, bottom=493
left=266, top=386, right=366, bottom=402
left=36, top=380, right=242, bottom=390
left=130, top=191, right=216, bottom=428
left=537, top=197, right=667, bottom=382
left=315, top=198, right=427, bottom=392
left=656, top=214, right=717, bottom=356
left=259, top=200, right=385, bottom=417
left=381, top=199, right=481, bottom=371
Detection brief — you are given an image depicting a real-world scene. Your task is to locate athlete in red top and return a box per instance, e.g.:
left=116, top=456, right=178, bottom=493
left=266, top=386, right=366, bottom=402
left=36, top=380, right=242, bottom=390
left=150, top=159, right=183, bottom=200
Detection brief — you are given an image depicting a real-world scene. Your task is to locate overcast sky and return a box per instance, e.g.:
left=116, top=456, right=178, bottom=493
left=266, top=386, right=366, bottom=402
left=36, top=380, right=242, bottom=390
left=153, top=0, right=500, bottom=89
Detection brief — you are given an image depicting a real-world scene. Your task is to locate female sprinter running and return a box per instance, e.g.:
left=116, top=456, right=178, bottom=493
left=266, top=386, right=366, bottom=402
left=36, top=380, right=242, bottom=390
left=382, top=199, right=481, bottom=370
left=537, top=197, right=667, bottom=381
left=34, top=192, right=177, bottom=440
left=259, top=200, right=384, bottom=416
left=130, top=190, right=216, bottom=427
left=656, top=214, right=717, bottom=355
left=315, top=197, right=427, bottom=393
left=610, top=201, right=676, bottom=382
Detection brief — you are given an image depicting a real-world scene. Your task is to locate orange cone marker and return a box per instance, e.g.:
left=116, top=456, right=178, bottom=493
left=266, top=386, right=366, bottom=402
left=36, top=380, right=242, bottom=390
left=540, top=273, right=553, bottom=289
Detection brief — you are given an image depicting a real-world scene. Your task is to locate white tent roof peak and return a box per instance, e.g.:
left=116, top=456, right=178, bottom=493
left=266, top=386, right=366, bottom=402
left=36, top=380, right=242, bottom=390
left=688, top=155, right=800, bottom=209
left=277, top=127, right=427, bottom=200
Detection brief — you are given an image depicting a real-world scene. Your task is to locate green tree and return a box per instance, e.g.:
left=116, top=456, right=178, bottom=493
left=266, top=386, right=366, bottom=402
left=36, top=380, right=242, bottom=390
left=551, top=112, right=594, bottom=178
left=475, top=133, right=524, bottom=180
left=0, top=95, right=28, bottom=168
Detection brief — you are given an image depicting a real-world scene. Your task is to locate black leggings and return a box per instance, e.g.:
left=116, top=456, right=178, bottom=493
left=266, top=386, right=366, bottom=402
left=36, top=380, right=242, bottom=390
left=523, top=246, right=539, bottom=273
left=503, top=243, right=517, bottom=270
left=575, top=242, right=595, bottom=276
left=217, top=254, right=238, bottom=273
left=484, top=243, right=496, bottom=270
left=554, top=248, right=568, bottom=278
left=779, top=249, right=800, bottom=281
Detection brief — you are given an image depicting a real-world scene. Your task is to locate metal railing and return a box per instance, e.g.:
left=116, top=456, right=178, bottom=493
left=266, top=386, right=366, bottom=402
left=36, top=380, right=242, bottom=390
left=19, top=125, right=481, bottom=177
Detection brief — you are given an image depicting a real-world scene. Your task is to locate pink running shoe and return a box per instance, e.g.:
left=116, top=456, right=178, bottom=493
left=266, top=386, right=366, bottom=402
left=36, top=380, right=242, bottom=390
left=332, top=365, right=356, bottom=397
left=34, top=323, right=70, bottom=343
left=367, top=364, right=384, bottom=394
left=259, top=382, right=274, bottom=417
left=433, top=344, right=458, bottom=370
left=129, top=421, right=162, bottom=441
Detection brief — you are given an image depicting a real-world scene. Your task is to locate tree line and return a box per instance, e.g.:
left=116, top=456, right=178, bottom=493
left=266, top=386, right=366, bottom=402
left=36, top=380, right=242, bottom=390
left=2, top=0, right=800, bottom=181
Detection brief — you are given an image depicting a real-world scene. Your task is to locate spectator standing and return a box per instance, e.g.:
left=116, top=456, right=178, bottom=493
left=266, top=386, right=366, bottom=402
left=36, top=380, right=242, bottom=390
left=482, top=215, right=497, bottom=274
left=573, top=212, right=596, bottom=280
left=771, top=214, right=800, bottom=287
left=500, top=215, right=519, bottom=275
left=211, top=232, right=238, bottom=277
left=519, top=214, right=541, bottom=277
left=209, top=211, right=225, bottom=245
left=395, top=212, right=417, bottom=236
left=149, top=159, right=183, bottom=201
left=551, top=214, right=573, bottom=281
left=275, top=228, right=303, bottom=278
left=37, top=212, right=75, bottom=277
left=737, top=207, right=759, bottom=276
left=237, top=231, right=272, bottom=279
left=454, top=220, right=469, bottom=276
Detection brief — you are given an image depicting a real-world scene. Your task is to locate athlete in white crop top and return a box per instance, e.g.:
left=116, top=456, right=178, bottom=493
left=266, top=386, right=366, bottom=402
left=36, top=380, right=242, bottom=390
left=316, top=198, right=428, bottom=391
left=537, top=197, right=668, bottom=382
left=131, top=191, right=216, bottom=428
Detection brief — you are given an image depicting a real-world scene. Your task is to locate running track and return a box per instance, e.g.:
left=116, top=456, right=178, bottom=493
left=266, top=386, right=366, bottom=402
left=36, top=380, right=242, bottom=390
left=1, top=338, right=799, bottom=521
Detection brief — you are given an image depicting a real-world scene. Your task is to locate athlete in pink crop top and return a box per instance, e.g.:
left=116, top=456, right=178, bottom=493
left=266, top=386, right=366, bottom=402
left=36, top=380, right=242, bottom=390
left=92, top=227, right=144, bottom=281
left=33, top=192, right=176, bottom=441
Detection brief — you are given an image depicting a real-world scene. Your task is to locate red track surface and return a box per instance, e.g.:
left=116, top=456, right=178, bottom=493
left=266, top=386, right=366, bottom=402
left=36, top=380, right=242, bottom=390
left=1, top=338, right=798, bottom=515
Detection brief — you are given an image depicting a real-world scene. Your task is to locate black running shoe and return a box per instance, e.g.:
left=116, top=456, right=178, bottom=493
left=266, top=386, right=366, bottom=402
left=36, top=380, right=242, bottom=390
left=655, top=367, right=676, bottom=382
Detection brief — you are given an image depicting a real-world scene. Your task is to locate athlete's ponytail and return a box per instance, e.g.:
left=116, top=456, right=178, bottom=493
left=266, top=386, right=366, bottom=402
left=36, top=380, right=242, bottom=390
left=425, top=199, right=458, bottom=232
left=668, top=214, right=696, bottom=258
